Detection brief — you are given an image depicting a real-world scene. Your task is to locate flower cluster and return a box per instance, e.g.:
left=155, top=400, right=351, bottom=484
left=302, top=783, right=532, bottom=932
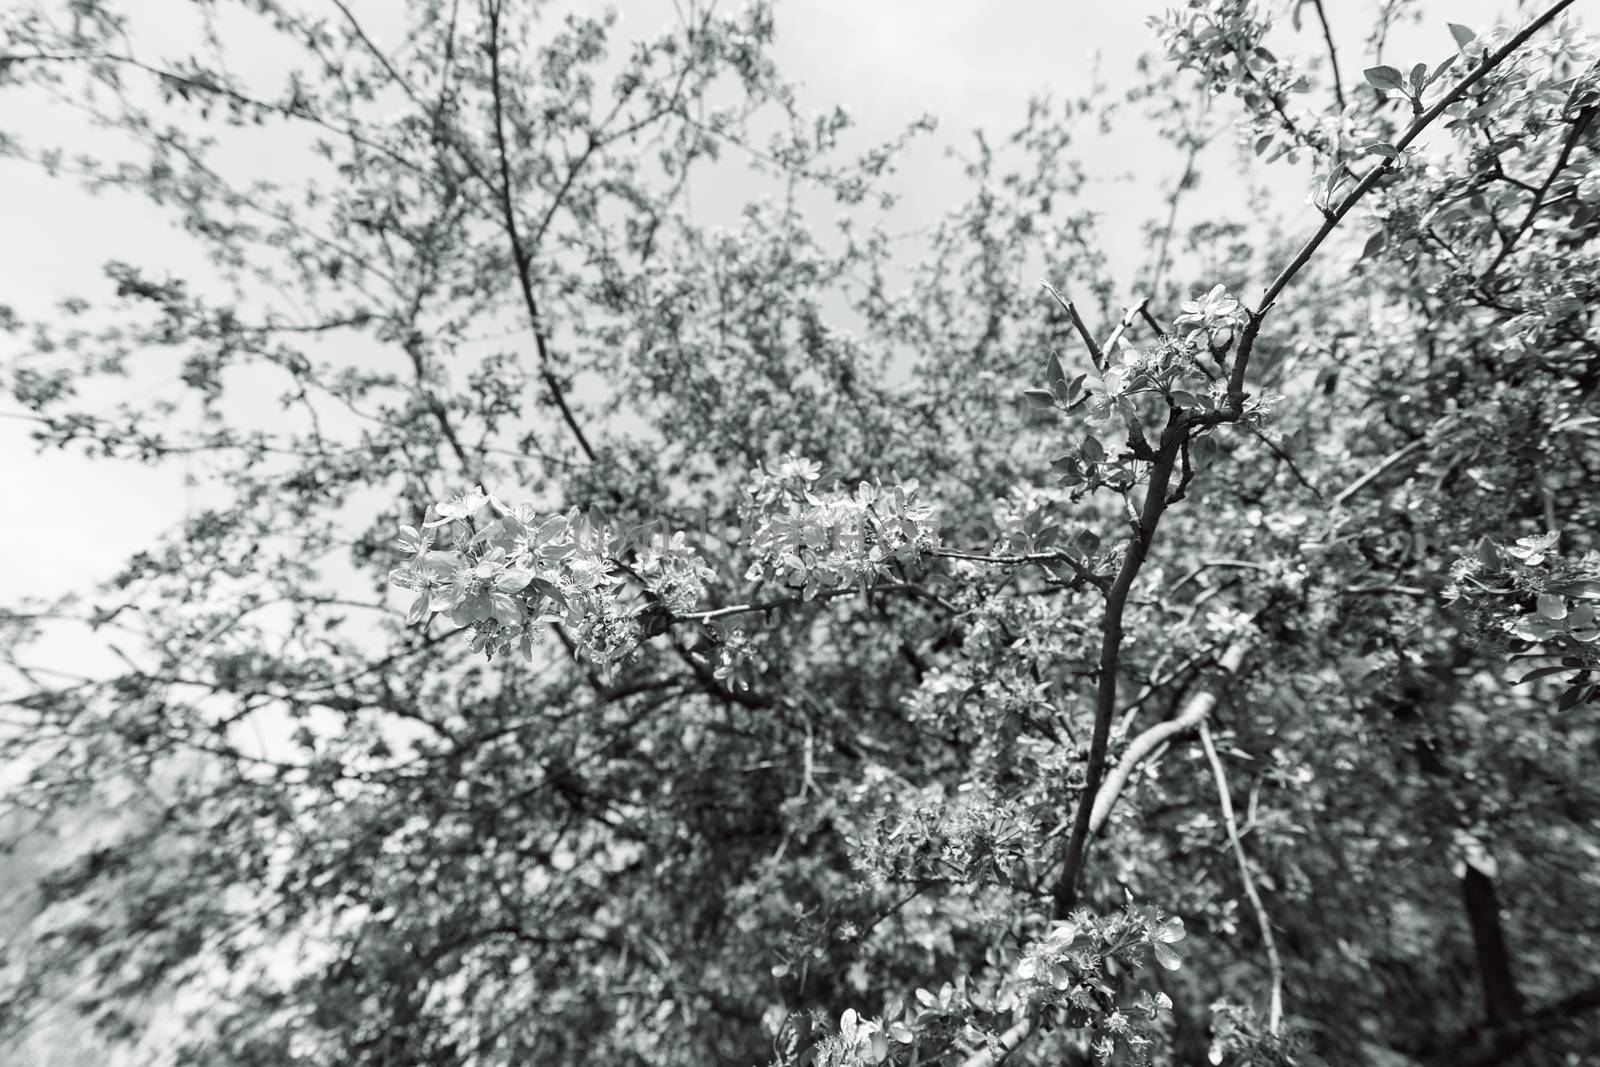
left=809, top=1009, right=890, bottom=1067
left=744, top=453, right=824, bottom=508
left=709, top=625, right=766, bottom=692
left=1175, top=284, right=1249, bottom=347
left=634, top=530, right=715, bottom=614
left=1014, top=906, right=1185, bottom=1064
left=741, top=457, right=939, bottom=599
left=390, top=486, right=707, bottom=669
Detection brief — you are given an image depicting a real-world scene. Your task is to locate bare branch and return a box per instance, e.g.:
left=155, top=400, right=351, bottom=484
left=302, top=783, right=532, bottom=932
left=484, top=0, right=599, bottom=462
left=1309, top=0, right=1347, bottom=111
left=1201, top=720, right=1285, bottom=1035
left=1090, top=639, right=1249, bottom=833
left=1100, top=296, right=1152, bottom=356
left=1042, top=282, right=1107, bottom=372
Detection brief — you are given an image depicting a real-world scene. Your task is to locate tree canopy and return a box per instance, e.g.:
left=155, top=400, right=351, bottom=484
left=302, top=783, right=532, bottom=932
left=3, top=0, right=1600, bottom=1064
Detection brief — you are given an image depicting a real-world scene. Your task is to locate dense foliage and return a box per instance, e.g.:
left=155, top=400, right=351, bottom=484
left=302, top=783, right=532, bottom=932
left=3, top=0, right=1599, bottom=1064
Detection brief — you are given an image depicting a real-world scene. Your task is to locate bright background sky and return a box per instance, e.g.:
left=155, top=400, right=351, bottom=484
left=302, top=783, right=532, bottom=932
left=0, top=0, right=1517, bottom=639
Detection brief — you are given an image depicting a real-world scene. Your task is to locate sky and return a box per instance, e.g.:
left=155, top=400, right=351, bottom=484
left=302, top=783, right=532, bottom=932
left=0, top=0, right=1521, bottom=662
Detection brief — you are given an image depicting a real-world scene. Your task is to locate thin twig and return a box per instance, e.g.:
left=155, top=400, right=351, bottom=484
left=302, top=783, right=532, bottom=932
left=1249, top=425, right=1325, bottom=499
left=1200, top=721, right=1284, bottom=1035
left=1309, top=0, right=1347, bottom=111
left=1042, top=282, right=1106, bottom=372
left=1101, top=296, right=1152, bottom=356
left=484, top=0, right=599, bottom=462
left=672, top=580, right=955, bottom=623
left=1332, top=432, right=1431, bottom=507
left=1148, top=136, right=1204, bottom=298
left=1484, top=106, right=1596, bottom=279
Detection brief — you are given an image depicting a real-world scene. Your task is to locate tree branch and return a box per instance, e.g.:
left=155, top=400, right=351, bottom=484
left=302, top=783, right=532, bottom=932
left=1101, top=296, right=1152, bottom=356
left=1052, top=416, right=1186, bottom=916
left=1201, top=720, right=1284, bottom=1035
left=1042, top=283, right=1107, bottom=372
left=1308, top=0, right=1347, bottom=111
left=1260, top=0, right=1575, bottom=313
left=1484, top=105, right=1596, bottom=279
left=1193, top=0, right=1575, bottom=435
left=961, top=641, right=1248, bottom=1067
left=1090, top=639, right=1249, bottom=832
left=485, top=0, right=598, bottom=462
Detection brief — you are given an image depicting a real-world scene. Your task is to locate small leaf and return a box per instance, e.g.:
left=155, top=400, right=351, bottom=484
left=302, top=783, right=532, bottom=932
left=1409, top=62, right=1429, bottom=91
left=1552, top=580, right=1600, bottom=599
left=1360, top=230, right=1388, bottom=260
left=1364, top=64, right=1405, bottom=91
left=1476, top=536, right=1502, bottom=571
left=1427, top=53, right=1458, bottom=86
left=1024, top=388, right=1057, bottom=408
left=1517, top=665, right=1573, bottom=685
left=1448, top=23, right=1476, bottom=50
left=1081, top=434, right=1105, bottom=464
left=406, top=589, right=429, bottom=625
left=1047, top=351, right=1068, bottom=392
left=496, top=567, right=534, bottom=592
left=1537, top=593, right=1569, bottom=621
left=1362, top=142, right=1400, bottom=160
left=1152, top=940, right=1183, bottom=971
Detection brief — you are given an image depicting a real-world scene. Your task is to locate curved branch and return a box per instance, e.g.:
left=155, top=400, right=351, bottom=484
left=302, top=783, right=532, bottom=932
left=1201, top=720, right=1284, bottom=1035
left=1090, top=639, right=1249, bottom=833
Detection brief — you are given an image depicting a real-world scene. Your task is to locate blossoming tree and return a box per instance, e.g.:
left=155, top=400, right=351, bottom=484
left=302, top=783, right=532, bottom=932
left=4, top=0, right=1600, bottom=1064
